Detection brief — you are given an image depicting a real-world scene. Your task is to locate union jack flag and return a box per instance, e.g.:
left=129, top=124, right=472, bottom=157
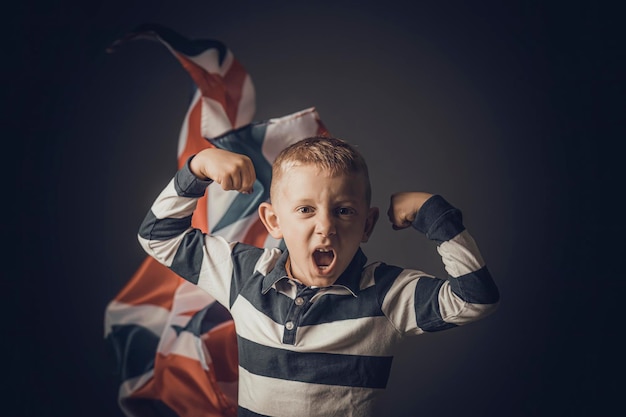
left=104, top=24, right=329, bottom=417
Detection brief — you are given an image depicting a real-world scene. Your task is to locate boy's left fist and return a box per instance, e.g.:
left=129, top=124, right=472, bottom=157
left=387, top=191, right=433, bottom=230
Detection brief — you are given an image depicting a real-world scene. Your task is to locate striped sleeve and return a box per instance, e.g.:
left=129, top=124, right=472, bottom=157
left=137, top=160, right=237, bottom=307
left=381, top=195, right=500, bottom=335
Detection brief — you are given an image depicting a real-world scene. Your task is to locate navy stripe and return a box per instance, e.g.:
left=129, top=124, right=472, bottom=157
left=412, top=195, right=465, bottom=243
left=414, top=277, right=458, bottom=332
left=238, top=407, right=268, bottom=417
left=373, top=263, right=405, bottom=304
left=170, top=229, right=207, bottom=284
left=138, top=210, right=193, bottom=241
left=106, top=324, right=158, bottom=381
left=229, top=243, right=268, bottom=308
left=171, top=302, right=232, bottom=337
left=236, top=286, right=295, bottom=327
left=298, top=286, right=384, bottom=325
left=174, top=158, right=212, bottom=197
left=129, top=23, right=228, bottom=62
left=238, top=337, right=393, bottom=389
left=230, top=255, right=383, bottom=326
left=449, top=266, right=500, bottom=304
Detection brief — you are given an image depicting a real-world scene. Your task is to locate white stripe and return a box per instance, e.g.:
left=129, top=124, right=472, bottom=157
left=118, top=370, right=154, bottom=412
left=177, top=89, right=202, bottom=159
left=156, top=282, right=213, bottom=362
left=437, top=281, right=468, bottom=324
left=104, top=300, right=170, bottom=337
left=230, top=295, right=284, bottom=344
left=297, top=316, right=399, bottom=355
left=196, top=235, right=236, bottom=307
left=261, top=107, right=320, bottom=163
left=359, top=262, right=378, bottom=290
left=171, top=280, right=218, bottom=312
left=381, top=269, right=425, bottom=335
left=201, top=96, right=234, bottom=138
left=151, top=179, right=199, bottom=219
left=234, top=75, right=255, bottom=128
left=138, top=233, right=188, bottom=267
left=437, top=229, right=485, bottom=278
left=238, top=367, right=381, bottom=417
left=207, top=185, right=238, bottom=231
left=158, top=329, right=201, bottom=360
left=232, top=295, right=399, bottom=355
left=210, top=213, right=259, bottom=243
left=438, top=281, right=498, bottom=325
left=253, top=247, right=283, bottom=276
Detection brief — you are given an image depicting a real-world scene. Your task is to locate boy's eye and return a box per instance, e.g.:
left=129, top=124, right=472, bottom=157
left=297, top=206, right=314, bottom=214
left=336, top=207, right=356, bottom=216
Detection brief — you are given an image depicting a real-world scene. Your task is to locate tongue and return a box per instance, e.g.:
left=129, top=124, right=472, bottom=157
left=314, top=251, right=334, bottom=267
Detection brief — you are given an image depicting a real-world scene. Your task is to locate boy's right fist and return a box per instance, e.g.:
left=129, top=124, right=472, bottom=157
left=190, top=148, right=256, bottom=194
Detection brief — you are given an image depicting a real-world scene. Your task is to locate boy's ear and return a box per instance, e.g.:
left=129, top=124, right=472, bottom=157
left=259, top=202, right=283, bottom=239
left=361, top=207, right=379, bottom=242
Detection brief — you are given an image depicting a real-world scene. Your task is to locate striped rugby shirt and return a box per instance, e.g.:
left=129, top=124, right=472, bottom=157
left=138, top=160, right=500, bottom=417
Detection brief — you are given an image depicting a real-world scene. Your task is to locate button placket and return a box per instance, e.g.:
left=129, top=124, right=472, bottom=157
left=282, top=288, right=317, bottom=345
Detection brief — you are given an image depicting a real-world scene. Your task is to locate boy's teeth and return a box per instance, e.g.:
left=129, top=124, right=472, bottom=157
left=313, top=249, right=334, bottom=268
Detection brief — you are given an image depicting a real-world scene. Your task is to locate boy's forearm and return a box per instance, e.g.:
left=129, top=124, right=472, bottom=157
left=137, top=159, right=211, bottom=267
left=412, top=196, right=500, bottom=323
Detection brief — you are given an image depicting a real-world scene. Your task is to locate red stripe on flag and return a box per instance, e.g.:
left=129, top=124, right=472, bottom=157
left=178, top=99, right=212, bottom=168
left=317, top=119, right=330, bottom=136
left=192, top=194, right=209, bottom=234
left=173, top=53, right=247, bottom=127
left=222, top=59, right=248, bottom=126
left=242, top=218, right=270, bottom=248
left=174, top=54, right=227, bottom=110
left=204, top=321, right=239, bottom=383
left=153, top=352, right=237, bottom=417
left=178, top=98, right=214, bottom=233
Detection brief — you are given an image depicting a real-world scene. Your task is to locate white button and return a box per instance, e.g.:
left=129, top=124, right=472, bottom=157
left=285, top=321, right=294, bottom=330
left=295, top=297, right=304, bottom=306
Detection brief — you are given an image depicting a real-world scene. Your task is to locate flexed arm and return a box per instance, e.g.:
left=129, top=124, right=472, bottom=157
left=137, top=148, right=258, bottom=306
left=382, top=192, right=500, bottom=334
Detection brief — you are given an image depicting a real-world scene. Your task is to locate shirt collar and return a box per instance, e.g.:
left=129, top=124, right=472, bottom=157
left=261, top=248, right=368, bottom=296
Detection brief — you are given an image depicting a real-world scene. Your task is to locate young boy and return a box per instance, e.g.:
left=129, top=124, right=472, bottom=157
left=138, top=136, right=499, bottom=417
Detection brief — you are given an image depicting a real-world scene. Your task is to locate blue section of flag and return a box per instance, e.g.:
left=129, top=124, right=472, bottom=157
left=112, top=23, right=228, bottom=63
left=209, top=123, right=273, bottom=233
left=108, top=324, right=159, bottom=381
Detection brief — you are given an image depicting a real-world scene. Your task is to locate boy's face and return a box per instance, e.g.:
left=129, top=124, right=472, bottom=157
left=259, top=164, right=378, bottom=287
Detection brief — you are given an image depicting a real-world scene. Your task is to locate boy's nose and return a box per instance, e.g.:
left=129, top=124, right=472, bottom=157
left=315, top=212, right=337, bottom=237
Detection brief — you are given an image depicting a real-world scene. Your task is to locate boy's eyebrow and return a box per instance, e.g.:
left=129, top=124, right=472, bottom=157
left=289, top=197, right=363, bottom=206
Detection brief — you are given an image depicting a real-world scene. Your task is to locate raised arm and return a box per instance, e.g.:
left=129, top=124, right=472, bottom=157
left=137, top=148, right=258, bottom=306
left=383, top=192, right=500, bottom=334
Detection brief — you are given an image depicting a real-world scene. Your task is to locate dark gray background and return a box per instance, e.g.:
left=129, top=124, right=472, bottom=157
left=7, top=1, right=622, bottom=416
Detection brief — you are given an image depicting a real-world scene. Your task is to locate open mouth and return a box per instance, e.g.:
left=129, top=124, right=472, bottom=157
left=313, top=248, right=335, bottom=270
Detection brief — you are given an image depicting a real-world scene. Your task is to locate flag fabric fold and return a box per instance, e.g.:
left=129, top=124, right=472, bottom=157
left=104, top=25, right=329, bottom=417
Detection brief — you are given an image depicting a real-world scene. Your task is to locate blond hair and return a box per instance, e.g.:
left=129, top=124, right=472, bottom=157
left=271, top=136, right=372, bottom=204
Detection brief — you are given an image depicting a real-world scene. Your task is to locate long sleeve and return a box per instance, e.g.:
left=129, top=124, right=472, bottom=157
left=137, top=160, right=237, bottom=307
left=379, top=195, right=500, bottom=335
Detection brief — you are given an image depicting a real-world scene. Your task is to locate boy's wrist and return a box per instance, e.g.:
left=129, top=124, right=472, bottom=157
left=189, top=153, right=211, bottom=181
left=174, top=156, right=213, bottom=197
left=412, top=195, right=464, bottom=242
